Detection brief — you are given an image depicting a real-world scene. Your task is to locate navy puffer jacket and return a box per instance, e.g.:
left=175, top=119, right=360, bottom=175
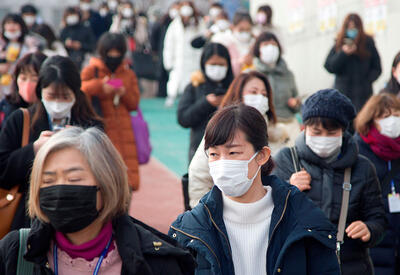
left=169, top=175, right=340, bottom=275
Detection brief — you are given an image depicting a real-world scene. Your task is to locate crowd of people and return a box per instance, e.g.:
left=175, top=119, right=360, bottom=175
left=0, top=0, right=399, bottom=275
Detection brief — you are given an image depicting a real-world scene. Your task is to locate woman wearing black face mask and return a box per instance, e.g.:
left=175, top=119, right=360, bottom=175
left=81, top=32, right=141, bottom=190
left=0, top=127, right=196, bottom=274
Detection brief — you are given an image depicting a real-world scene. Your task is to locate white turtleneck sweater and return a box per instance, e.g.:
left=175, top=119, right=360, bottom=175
left=222, top=186, right=274, bottom=275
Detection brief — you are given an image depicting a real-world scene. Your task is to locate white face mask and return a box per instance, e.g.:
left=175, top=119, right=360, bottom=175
left=80, top=2, right=91, bottom=11
left=305, top=134, right=342, bottom=158
left=180, top=5, right=193, bottom=17
left=122, top=8, right=133, bottom=18
left=234, top=31, right=252, bottom=43
left=205, top=64, right=228, bottom=82
left=108, top=0, right=118, bottom=10
left=169, top=9, right=179, bottom=19
left=244, top=94, right=269, bottom=115
left=260, top=44, right=280, bottom=65
left=66, top=15, right=79, bottom=25
left=42, top=99, right=75, bottom=120
left=377, top=115, right=400, bottom=138
left=99, top=9, right=108, bottom=17
left=209, top=152, right=261, bottom=197
left=4, top=30, right=21, bottom=41
left=216, top=20, right=230, bottom=31
left=23, top=15, right=36, bottom=26
left=209, top=7, right=222, bottom=19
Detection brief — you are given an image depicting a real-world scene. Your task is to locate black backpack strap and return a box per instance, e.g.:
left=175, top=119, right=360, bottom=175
left=17, top=228, right=34, bottom=275
left=289, top=146, right=302, bottom=172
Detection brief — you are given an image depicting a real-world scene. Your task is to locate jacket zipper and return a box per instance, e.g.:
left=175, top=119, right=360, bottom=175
left=203, top=204, right=233, bottom=259
left=267, top=189, right=291, bottom=274
left=170, top=225, right=221, bottom=268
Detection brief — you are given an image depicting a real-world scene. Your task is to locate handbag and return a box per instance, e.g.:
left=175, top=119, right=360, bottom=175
left=131, top=48, right=159, bottom=80
left=130, top=107, right=152, bottom=164
left=0, top=108, right=30, bottom=239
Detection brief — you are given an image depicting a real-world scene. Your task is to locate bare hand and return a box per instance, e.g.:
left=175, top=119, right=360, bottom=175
left=289, top=169, right=311, bottom=191
left=65, top=39, right=73, bottom=48
left=346, top=221, right=371, bottom=242
left=102, top=76, right=115, bottom=95
left=206, top=94, right=223, bottom=107
left=342, top=44, right=357, bottom=55
left=72, top=41, right=82, bottom=50
left=115, top=86, right=126, bottom=96
left=287, top=97, right=300, bottom=108
left=33, top=131, right=54, bottom=154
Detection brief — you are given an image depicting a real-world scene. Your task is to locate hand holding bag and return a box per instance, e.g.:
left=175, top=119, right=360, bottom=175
left=130, top=107, right=152, bottom=164
left=0, top=108, right=30, bottom=239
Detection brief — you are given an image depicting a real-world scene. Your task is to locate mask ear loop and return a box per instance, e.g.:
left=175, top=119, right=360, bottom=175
left=248, top=151, right=262, bottom=180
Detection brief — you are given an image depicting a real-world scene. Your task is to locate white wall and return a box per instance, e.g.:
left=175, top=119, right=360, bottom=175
left=250, top=0, right=400, bottom=97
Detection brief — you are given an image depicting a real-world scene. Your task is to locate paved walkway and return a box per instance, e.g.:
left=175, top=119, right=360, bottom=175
left=128, top=98, right=189, bottom=233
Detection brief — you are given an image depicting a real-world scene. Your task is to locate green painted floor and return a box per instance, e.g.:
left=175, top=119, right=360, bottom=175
left=135, top=98, right=190, bottom=176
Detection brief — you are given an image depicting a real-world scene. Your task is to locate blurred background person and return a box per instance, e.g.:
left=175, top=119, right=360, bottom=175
left=252, top=4, right=282, bottom=43
left=60, top=7, right=96, bottom=70
left=0, top=52, right=46, bottom=129
left=79, top=0, right=108, bottom=40
left=252, top=31, right=301, bottom=146
left=31, top=23, right=68, bottom=57
left=0, top=13, right=38, bottom=99
left=81, top=32, right=141, bottom=190
left=188, top=71, right=283, bottom=209
left=212, top=11, right=254, bottom=76
left=20, top=4, right=40, bottom=31
left=163, top=1, right=205, bottom=107
left=178, top=42, right=234, bottom=162
left=381, top=51, right=400, bottom=97
left=354, top=93, right=400, bottom=275
left=150, top=1, right=180, bottom=98
left=204, top=2, right=224, bottom=27
left=324, top=13, right=381, bottom=112
left=98, top=1, right=113, bottom=31
left=0, top=55, right=102, bottom=236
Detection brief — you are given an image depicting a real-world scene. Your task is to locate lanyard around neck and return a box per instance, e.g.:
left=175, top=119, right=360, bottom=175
left=53, top=236, right=113, bottom=275
left=388, top=161, right=396, bottom=194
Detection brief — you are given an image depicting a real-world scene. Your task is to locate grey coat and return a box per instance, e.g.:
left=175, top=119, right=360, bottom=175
left=254, top=57, right=299, bottom=119
left=272, top=132, right=387, bottom=275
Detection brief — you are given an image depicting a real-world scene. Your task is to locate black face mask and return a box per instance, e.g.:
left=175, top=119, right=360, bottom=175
left=39, top=185, right=99, bottom=233
left=104, top=56, right=123, bottom=72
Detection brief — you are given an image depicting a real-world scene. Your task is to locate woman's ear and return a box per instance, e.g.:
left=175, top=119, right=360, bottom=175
left=256, top=146, right=271, bottom=166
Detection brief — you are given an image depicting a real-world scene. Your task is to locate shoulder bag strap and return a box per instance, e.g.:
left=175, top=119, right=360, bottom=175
left=20, top=108, right=30, bottom=147
left=336, top=167, right=352, bottom=261
left=17, top=228, right=34, bottom=275
left=289, top=146, right=302, bottom=173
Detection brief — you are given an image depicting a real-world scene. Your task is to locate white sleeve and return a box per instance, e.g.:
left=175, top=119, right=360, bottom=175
left=188, top=137, right=214, bottom=208
left=162, top=21, right=176, bottom=71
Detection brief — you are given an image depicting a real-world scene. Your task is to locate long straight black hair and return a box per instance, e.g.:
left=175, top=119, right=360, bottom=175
left=200, top=42, right=234, bottom=88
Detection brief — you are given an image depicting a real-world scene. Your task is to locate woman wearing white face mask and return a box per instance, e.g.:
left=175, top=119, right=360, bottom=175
left=0, top=56, right=102, bottom=237
left=60, top=7, right=96, bottom=70
left=212, top=11, right=254, bottom=76
left=273, top=89, right=387, bottom=275
left=170, top=104, right=340, bottom=275
left=178, top=42, right=234, bottom=162
left=163, top=1, right=205, bottom=106
left=188, top=71, right=288, bottom=209
left=251, top=31, right=301, bottom=146
left=354, top=93, right=400, bottom=275
left=0, top=13, right=38, bottom=99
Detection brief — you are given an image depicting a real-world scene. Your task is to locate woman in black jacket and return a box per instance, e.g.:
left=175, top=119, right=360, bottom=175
left=0, top=127, right=195, bottom=274
left=381, top=51, right=400, bottom=97
left=59, top=7, right=96, bottom=70
left=0, top=56, right=102, bottom=236
left=324, top=13, right=381, bottom=112
left=177, top=42, right=233, bottom=162
left=272, top=89, right=387, bottom=275
left=354, top=93, right=400, bottom=275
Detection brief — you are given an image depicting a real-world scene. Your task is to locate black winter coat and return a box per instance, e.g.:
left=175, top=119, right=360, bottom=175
left=272, top=132, right=387, bottom=275
left=0, top=98, right=27, bottom=129
left=324, top=36, right=381, bottom=111
left=177, top=80, right=225, bottom=162
left=59, top=23, right=96, bottom=69
left=355, top=134, right=400, bottom=275
left=0, top=105, right=102, bottom=233
left=0, top=214, right=196, bottom=274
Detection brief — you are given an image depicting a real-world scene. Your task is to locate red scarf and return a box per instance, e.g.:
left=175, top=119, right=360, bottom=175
left=361, top=126, right=400, bottom=161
